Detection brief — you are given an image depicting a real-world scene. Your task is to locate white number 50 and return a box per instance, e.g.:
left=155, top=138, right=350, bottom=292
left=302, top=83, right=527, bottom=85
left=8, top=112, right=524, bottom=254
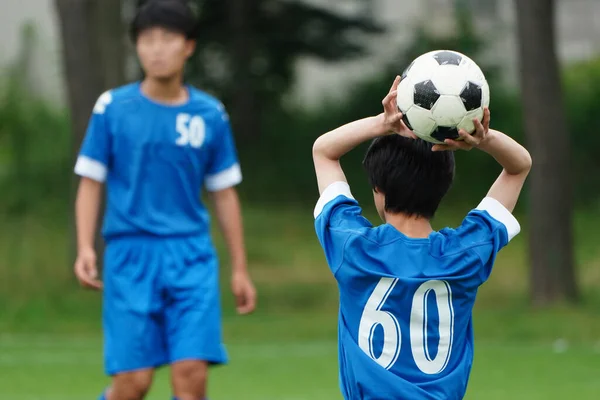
left=176, top=113, right=206, bottom=148
left=358, top=278, right=454, bottom=374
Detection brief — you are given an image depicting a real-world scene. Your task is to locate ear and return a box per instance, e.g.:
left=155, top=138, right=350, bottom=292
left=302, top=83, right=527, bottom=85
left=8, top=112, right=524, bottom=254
left=184, top=39, right=196, bottom=58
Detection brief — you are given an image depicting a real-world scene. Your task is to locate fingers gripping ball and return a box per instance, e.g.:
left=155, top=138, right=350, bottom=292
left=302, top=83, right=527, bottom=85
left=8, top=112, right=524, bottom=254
left=397, top=50, right=490, bottom=144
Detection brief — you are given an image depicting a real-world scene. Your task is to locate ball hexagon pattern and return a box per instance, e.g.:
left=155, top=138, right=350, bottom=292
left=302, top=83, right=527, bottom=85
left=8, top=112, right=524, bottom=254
left=396, top=50, right=490, bottom=144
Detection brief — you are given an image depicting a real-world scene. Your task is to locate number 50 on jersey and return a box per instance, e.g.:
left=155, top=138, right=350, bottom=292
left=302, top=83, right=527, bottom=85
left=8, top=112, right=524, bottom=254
left=358, top=278, right=454, bottom=374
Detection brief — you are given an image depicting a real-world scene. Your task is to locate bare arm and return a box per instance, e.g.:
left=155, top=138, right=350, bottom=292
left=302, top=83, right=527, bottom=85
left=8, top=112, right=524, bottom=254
left=313, top=76, right=416, bottom=194
left=74, top=177, right=103, bottom=289
left=313, top=114, right=390, bottom=194
left=479, top=129, right=532, bottom=212
left=209, top=187, right=256, bottom=314
left=432, top=109, right=532, bottom=213
left=209, top=187, right=247, bottom=272
left=76, top=177, right=102, bottom=251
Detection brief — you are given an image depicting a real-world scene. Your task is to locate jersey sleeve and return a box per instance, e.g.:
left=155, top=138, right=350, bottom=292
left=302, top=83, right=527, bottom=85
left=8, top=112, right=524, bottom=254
left=204, top=106, right=242, bottom=192
left=314, top=181, right=372, bottom=275
left=73, top=91, right=113, bottom=183
left=458, top=196, right=521, bottom=282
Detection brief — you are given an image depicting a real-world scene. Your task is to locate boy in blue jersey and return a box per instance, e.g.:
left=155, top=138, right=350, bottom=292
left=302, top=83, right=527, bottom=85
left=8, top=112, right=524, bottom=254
left=73, top=1, right=256, bottom=399
left=312, top=76, right=532, bottom=400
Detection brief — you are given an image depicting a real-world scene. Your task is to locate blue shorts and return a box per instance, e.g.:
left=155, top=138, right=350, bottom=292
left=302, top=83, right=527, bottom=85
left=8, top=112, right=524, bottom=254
left=102, top=235, right=227, bottom=376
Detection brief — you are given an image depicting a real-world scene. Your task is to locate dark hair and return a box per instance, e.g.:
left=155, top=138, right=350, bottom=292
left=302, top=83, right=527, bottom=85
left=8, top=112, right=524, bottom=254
left=130, top=0, right=198, bottom=41
left=363, top=135, right=455, bottom=219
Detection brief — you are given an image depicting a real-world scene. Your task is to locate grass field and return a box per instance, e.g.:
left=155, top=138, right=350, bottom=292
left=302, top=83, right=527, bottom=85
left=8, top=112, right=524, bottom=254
left=1, top=204, right=600, bottom=398
left=1, top=323, right=600, bottom=399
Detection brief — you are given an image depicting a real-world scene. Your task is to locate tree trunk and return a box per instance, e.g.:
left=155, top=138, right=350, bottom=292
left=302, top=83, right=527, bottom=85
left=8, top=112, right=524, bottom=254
left=227, top=0, right=261, bottom=141
left=514, top=0, right=578, bottom=305
left=55, top=0, right=125, bottom=267
left=55, top=0, right=104, bottom=150
left=92, top=0, right=126, bottom=89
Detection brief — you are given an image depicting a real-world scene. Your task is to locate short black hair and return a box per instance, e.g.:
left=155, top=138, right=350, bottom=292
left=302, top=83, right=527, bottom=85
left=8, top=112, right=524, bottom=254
left=363, top=136, right=455, bottom=219
left=130, top=0, right=198, bottom=41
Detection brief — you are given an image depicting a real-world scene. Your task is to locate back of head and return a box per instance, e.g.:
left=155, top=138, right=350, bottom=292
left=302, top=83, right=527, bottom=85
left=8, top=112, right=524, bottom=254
left=130, top=0, right=198, bottom=41
left=363, top=135, right=455, bottom=219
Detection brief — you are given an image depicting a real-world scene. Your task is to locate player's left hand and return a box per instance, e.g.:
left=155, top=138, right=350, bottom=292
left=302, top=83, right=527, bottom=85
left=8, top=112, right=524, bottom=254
left=432, top=108, right=491, bottom=152
left=74, top=247, right=103, bottom=290
left=382, top=76, right=418, bottom=139
left=231, top=269, right=256, bottom=315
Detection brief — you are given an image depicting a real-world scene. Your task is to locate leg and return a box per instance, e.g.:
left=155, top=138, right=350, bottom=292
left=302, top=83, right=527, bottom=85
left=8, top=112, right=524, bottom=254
left=163, top=238, right=228, bottom=399
left=103, top=238, right=168, bottom=390
left=106, top=369, right=154, bottom=400
left=171, top=360, right=209, bottom=400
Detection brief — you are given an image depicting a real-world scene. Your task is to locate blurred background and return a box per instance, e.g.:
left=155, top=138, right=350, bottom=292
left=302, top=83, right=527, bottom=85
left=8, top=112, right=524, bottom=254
left=0, top=0, right=599, bottom=398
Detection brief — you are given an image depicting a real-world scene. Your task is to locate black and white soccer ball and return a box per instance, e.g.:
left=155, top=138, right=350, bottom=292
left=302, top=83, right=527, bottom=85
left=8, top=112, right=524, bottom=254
left=396, top=50, right=490, bottom=144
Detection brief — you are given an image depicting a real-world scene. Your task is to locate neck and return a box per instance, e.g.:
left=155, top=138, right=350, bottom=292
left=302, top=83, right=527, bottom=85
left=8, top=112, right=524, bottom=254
left=141, top=76, right=187, bottom=104
left=385, top=212, right=433, bottom=239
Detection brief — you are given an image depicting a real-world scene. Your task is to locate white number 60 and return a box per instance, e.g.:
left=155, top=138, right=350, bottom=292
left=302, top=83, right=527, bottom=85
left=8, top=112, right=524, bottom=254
left=358, top=278, right=454, bottom=374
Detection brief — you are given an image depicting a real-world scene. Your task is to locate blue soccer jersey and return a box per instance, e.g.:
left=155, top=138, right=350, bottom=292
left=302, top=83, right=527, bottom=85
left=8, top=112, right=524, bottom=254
left=314, top=181, right=520, bottom=400
left=74, top=83, right=239, bottom=375
left=74, top=82, right=242, bottom=238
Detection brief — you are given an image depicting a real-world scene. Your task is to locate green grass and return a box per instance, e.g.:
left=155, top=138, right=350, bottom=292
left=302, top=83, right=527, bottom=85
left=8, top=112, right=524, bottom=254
left=1, top=327, right=599, bottom=399
left=1, top=204, right=600, bottom=398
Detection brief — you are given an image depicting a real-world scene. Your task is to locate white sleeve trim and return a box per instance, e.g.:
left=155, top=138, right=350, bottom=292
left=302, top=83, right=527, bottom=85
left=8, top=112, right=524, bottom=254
left=476, top=197, right=521, bottom=241
left=314, top=181, right=355, bottom=219
left=74, top=155, right=107, bottom=182
left=205, top=163, right=242, bottom=191
left=93, top=91, right=112, bottom=115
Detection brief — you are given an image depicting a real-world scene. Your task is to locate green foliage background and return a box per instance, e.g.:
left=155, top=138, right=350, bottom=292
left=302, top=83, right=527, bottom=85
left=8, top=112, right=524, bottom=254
left=1, top=9, right=600, bottom=398
left=1, top=10, right=599, bottom=325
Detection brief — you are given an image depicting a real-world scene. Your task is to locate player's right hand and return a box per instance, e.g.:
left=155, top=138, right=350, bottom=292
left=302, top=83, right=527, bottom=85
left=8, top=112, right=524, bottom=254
left=74, top=248, right=103, bottom=290
left=382, top=75, right=417, bottom=139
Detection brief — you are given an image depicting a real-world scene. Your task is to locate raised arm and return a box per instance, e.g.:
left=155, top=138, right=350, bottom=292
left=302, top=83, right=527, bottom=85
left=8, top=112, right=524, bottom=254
left=478, top=129, right=532, bottom=212
left=432, top=109, right=532, bottom=212
left=312, top=115, right=389, bottom=194
left=312, top=76, right=416, bottom=194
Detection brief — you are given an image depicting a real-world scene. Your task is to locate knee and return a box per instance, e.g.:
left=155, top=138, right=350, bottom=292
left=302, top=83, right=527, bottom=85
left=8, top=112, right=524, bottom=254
left=112, top=370, right=153, bottom=400
left=172, top=361, right=208, bottom=399
left=175, top=362, right=207, bottom=383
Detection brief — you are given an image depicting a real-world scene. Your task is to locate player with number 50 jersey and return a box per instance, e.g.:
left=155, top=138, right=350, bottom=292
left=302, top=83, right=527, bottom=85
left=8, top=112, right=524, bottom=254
left=78, top=83, right=240, bottom=238
left=72, top=2, right=256, bottom=400
left=312, top=76, right=531, bottom=399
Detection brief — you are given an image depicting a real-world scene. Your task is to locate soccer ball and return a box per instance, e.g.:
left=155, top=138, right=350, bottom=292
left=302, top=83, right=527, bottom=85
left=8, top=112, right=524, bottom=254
left=396, top=50, right=490, bottom=144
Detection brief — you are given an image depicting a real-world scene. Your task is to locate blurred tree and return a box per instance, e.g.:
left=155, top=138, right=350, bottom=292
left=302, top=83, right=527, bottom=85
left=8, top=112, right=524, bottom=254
left=242, top=7, right=514, bottom=204
left=564, top=59, right=600, bottom=203
left=186, top=0, right=385, bottom=141
left=55, top=0, right=126, bottom=264
left=55, top=0, right=125, bottom=152
left=515, top=0, right=578, bottom=305
left=1, top=24, right=37, bottom=214
left=55, top=0, right=102, bottom=157
left=93, top=0, right=127, bottom=89
left=226, top=0, right=260, bottom=144
left=403, top=7, right=486, bottom=69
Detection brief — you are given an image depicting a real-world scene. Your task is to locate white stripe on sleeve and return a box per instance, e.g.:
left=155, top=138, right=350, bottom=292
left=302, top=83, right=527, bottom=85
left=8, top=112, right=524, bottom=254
left=476, top=197, right=521, bottom=241
left=314, top=181, right=355, bottom=219
left=74, top=155, right=108, bottom=183
left=205, top=163, right=242, bottom=191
